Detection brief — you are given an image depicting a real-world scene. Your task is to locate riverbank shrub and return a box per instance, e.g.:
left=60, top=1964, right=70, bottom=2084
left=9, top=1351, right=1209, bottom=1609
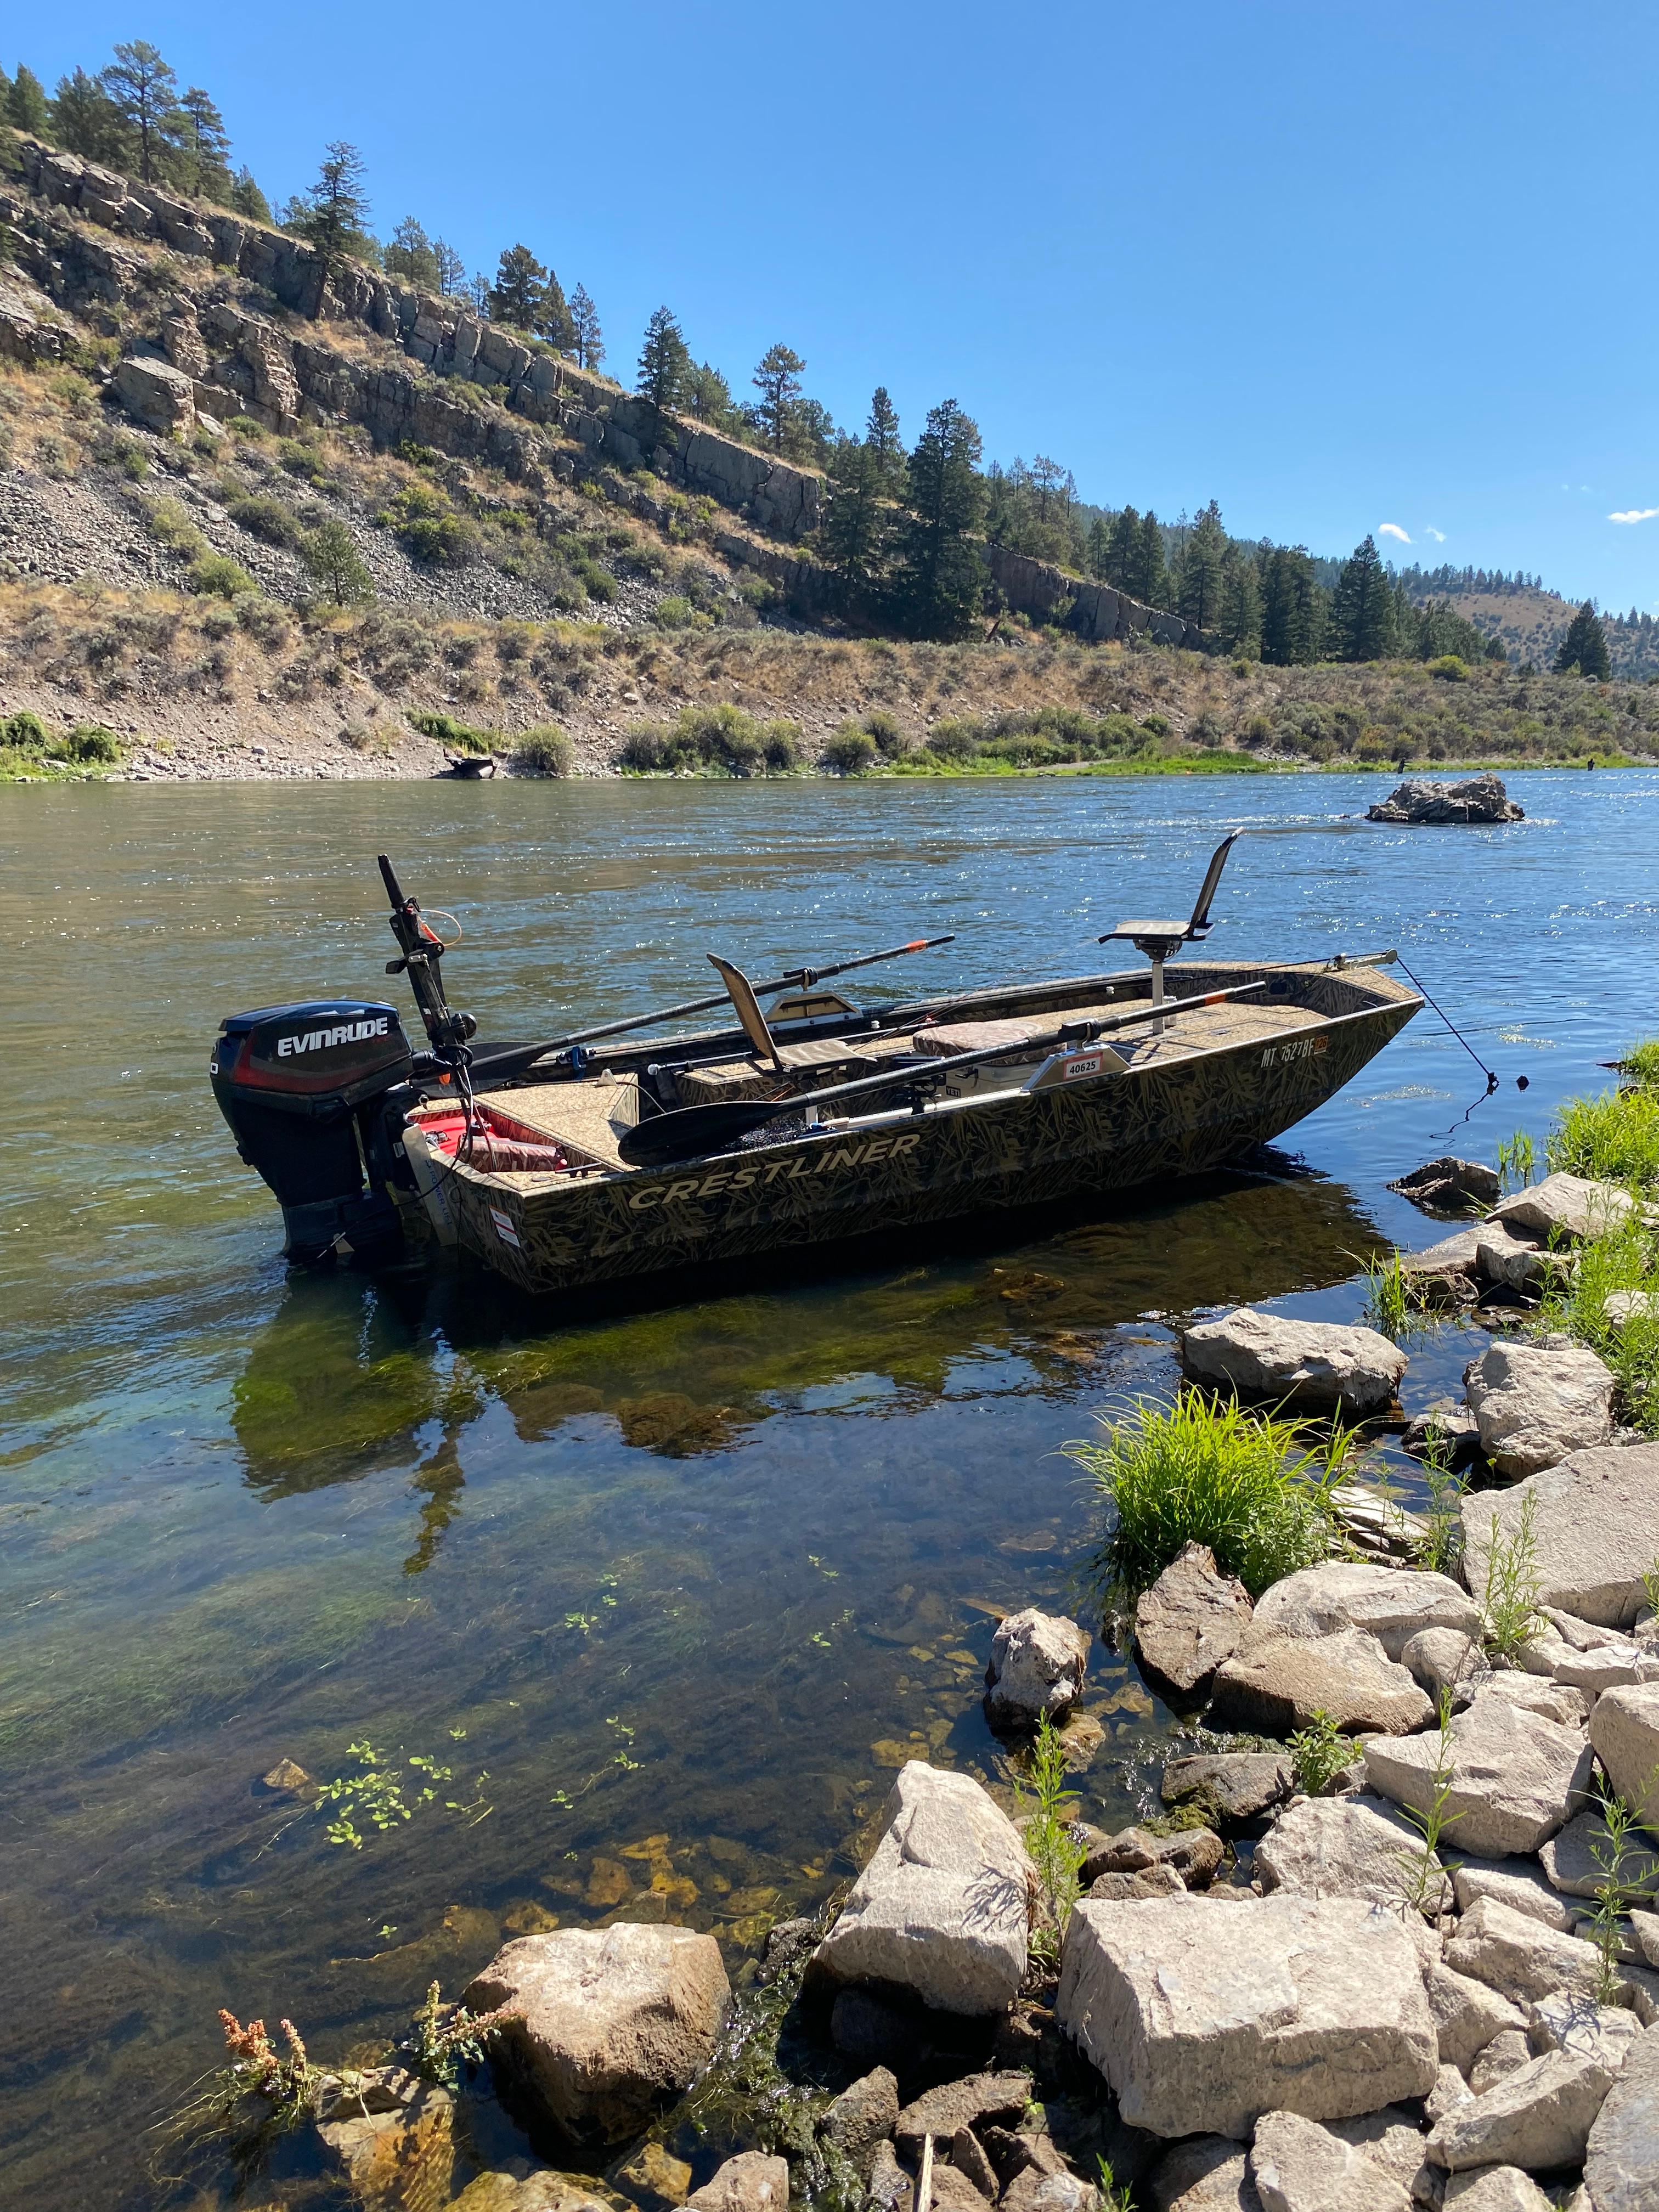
left=512, top=725, right=574, bottom=777
left=620, top=704, right=800, bottom=775
left=408, top=710, right=492, bottom=754
left=1068, top=1393, right=1333, bottom=1599
left=822, top=725, right=878, bottom=774
left=1547, top=1084, right=1659, bottom=1192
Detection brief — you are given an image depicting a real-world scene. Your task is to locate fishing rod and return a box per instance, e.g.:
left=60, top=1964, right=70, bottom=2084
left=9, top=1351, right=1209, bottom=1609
left=618, top=981, right=1265, bottom=1169
left=467, top=934, right=957, bottom=1085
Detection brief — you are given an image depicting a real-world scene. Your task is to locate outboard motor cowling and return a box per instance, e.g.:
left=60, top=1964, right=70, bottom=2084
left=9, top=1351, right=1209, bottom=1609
left=211, top=1001, right=414, bottom=1262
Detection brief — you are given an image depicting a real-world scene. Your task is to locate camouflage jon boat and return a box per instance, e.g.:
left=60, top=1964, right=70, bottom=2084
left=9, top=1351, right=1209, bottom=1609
left=210, top=844, right=1421, bottom=1293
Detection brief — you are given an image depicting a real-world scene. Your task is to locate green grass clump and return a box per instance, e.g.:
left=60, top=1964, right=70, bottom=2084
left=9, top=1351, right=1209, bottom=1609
left=408, top=710, right=493, bottom=754
left=1067, top=1392, right=1334, bottom=1600
left=1546, top=1085, right=1659, bottom=1193
left=1537, top=1216, right=1659, bottom=1435
left=1618, top=1037, right=1659, bottom=1092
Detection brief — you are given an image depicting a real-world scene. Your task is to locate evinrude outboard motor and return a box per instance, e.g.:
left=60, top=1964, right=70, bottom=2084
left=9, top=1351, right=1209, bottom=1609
left=210, top=1000, right=417, bottom=1263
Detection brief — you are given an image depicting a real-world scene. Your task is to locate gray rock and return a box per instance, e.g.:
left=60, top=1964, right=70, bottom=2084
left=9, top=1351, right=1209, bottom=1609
left=1366, top=776, right=1523, bottom=826
left=1421, top=1960, right=1528, bottom=2075
left=1440, top=2172, right=1553, bottom=2212
left=1550, top=1640, right=1655, bottom=1696
left=1444, top=1896, right=1630, bottom=2010
left=1390, top=1158, right=1503, bottom=1213
left=1253, top=1564, right=1481, bottom=1662
left=1082, top=1824, right=1222, bottom=1888
left=461, top=1922, right=730, bottom=2140
left=1632, top=1907, right=1659, bottom=1967
left=1400, top=1628, right=1491, bottom=1707
left=1527, top=1993, right=1644, bottom=2070
left=1362, top=1685, right=1594, bottom=1858
left=1583, top=2019, right=1659, bottom=2212
left=949, top=2126, right=998, bottom=2200
left=1210, top=1624, right=1434, bottom=1737
left=999, top=2175, right=1099, bottom=2212
left=1142, top=2135, right=1262, bottom=2211
left=685, top=2154, right=791, bottom=2212
left=1463, top=1344, right=1616, bottom=1479
left=1589, top=1684, right=1659, bottom=1827
left=1135, top=1545, right=1254, bottom=1697
left=1248, top=2108, right=1412, bottom=2212
left=821, top=2067, right=898, bottom=2177
left=869, top=2142, right=913, bottom=2212
left=1087, top=1865, right=1187, bottom=1900
left=1451, top=1859, right=1578, bottom=1933
left=1056, top=1893, right=1437, bottom=2139
left=1468, top=2030, right=1533, bottom=2095
left=1606, top=1288, right=1659, bottom=1327
left=1477, top=1670, right=1588, bottom=1728
left=1255, top=1792, right=1441, bottom=1911
left=1490, top=1172, right=1637, bottom=1244
left=893, top=2074, right=1033, bottom=2154
left=112, top=352, right=198, bottom=432
left=1180, top=1309, right=1408, bottom=1414
left=986, top=1607, right=1092, bottom=1727
left=1539, top=1807, right=1659, bottom=1900
left=1424, top=2047, right=1616, bottom=2173
left=1472, top=1231, right=1571, bottom=1296
left=814, top=1762, right=1031, bottom=2015
left=1403, top=1231, right=1489, bottom=1300
left=1161, top=1752, right=1293, bottom=1826
left=1426, top=2066, right=1475, bottom=2128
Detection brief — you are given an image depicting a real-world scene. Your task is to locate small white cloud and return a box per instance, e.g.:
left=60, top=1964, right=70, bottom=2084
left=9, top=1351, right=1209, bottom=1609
left=1609, top=507, right=1659, bottom=524
left=1378, top=522, right=1411, bottom=544
left=1424, top=526, right=1446, bottom=543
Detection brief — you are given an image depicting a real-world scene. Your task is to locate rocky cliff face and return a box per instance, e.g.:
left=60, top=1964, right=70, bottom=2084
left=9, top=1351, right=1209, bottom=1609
left=0, top=140, right=822, bottom=540
left=985, top=543, right=1194, bottom=649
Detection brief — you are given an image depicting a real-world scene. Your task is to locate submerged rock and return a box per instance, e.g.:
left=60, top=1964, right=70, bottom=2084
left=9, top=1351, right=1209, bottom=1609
left=1160, top=1751, right=1292, bottom=1827
left=1180, top=1308, right=1407, bottom=1414
left=1133, top=1544, right=1253, bottom=1699
left=1365, top=775, right=1523, bottom=826
left=984, top=1607, right=1091, bottom=1728
left=813, top=1760, right=1031, bottom=2015
left=1056, top=1893, right=1437, bottom=2139
left=1389, top=1156, right=1503, bottom=1213
left=1461, top=1443, right=1659, bottom=1628
left=1463, top=1342, right=1616, bottom=1477
left=461, top=1922, right=730, bottom=2140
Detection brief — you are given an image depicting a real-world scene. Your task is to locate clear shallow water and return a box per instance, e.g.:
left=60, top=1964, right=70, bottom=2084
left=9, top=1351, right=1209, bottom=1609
left=2, top=769, right=1657, bottom=2206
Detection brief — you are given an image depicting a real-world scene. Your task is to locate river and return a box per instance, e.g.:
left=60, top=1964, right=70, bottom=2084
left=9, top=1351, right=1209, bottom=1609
left=2, top=768, right=1656, bottom=2207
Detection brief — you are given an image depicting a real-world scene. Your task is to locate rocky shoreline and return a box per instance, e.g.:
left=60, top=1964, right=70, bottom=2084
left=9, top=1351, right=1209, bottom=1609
left=204, top=1127, right=1659, bottom=2212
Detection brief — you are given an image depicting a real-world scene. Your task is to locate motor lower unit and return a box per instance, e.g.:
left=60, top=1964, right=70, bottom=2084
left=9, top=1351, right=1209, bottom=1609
left=210, top=1000, right=415, bottom=1262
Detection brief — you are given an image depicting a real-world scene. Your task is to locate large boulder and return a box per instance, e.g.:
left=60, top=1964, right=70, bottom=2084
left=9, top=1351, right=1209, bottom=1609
left=1463, top=1344, right=1616, bottom=1478
left=112, top=351, right=198, bottom=433
left=1489, top=1172, right=1637, bottom=1244
left=461, top=1922, right=729, bottom=2140
left=812, top=1762, right=1031, bottom=2014
left=1251, top=1562, right=1481, bottom=1661
left=1255, top=1793, right=1442, bottom=1910
left=1424, top=2047, right=1617, bottom=2173
left=1161, top=1751, right=1292, bottom=1827
left=1180, top=1309, right=1407, bottom=1414
left=1209, top=1624, right=1433, bottom=1736
left=1589, top=1683, right=1659, bottom=1829
left=1365, top=776, right=1523, bottom=826
left=1363, top=1685, right=1593, bottom=1859
left=1445, top=1895, right=1631, bottom=2010
left=1134, top=1545, right=1254, bottom=1698
left=1584, top=2019, right=1659, bottom=2212
left=985, top=1607, right=1091, bottom=1727
left=1056, top=1894, right=1437, bottom=2139
left=1246, top=2109, right=1413, bottom=2212
left=1461, top=1445, right=1659, bottom=1629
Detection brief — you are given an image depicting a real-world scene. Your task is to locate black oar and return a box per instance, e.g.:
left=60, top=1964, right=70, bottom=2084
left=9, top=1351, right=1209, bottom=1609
left=618, top=982, right=1264, bottom=1168
left=468, top=934, right=957, bottom=1085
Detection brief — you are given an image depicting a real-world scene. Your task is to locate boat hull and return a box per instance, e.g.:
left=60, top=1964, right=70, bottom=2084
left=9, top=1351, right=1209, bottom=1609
left=435, top=962, right=1418, bottom=1296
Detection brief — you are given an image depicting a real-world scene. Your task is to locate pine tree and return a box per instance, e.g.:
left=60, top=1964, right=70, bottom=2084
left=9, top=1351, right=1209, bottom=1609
left=301, top=519, right=374, bottom=607
left=177, top=87, right=232, bottom=201
left=535, top=270, right=576, bottom=352
left=1330, top=534, right=1396, bottom=661
left=636, top=307, right=690, bottom=418
left=1134, top=510, right=1171, bottom=608
left=1175, top=499, right=1227, bottom=631
left=1085, top=515, right=1110, bottom=580
left=1554, top=602, right=1611, bottom=679
left=1103, top=506, right=1140, bottom=590
left=569, top=285, right=603, bottom=370
left=1259, top=544, right=1327, bottom=665
left=433, top=240, right=467, bottom=297
left=752, top=343, right=806, bottom=452
left=891, top=399, right=988, bottom=641
left=686, top=362, right=736, bottom=428
left=51, top=69, right=128, bottom=166
left=820, top=437, right=889, bottom=614
left=1218, top=551, right=1262, bottom=659
left=865, top=388, right=905, bottom=493
left=385, top=217, right=441, bottom=291
left=489, top=244, right=547, bottom=330
left=285, top=142, right=372, bottom=309
left=100, top=42, right=181, bottom=184
left=8, top=64, right=52, bottom=137
left=231, top=168, right=273, bottom=223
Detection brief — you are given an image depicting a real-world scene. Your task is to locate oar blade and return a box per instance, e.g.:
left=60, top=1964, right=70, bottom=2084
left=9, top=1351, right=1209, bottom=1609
left=617, top=1098, right=778, bottom=1168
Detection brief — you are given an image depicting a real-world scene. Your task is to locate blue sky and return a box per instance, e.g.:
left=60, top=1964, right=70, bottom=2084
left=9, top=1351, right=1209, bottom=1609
left=18, top=2, right=1659, bottom=608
